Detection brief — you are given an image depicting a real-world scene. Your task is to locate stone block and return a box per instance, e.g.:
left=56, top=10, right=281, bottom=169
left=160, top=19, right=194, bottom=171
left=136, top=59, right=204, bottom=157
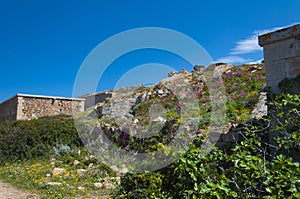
left=263, top=39, right=299, bottom=62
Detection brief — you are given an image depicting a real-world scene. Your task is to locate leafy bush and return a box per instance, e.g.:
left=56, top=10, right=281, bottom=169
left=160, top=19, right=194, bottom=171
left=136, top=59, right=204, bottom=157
left=114, top=172, right=171, bottom=199
left=113, top=77, right=300, bottom=198
left=54, top=144, right=72, bottom=157
left=0, top=115, right=83, bottom=163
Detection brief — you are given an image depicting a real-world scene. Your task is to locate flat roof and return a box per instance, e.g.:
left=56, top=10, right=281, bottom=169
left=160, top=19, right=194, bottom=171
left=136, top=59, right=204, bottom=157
left=259, top=24, right=300, bottom=46
left=0, top=93, right=85, bottom=105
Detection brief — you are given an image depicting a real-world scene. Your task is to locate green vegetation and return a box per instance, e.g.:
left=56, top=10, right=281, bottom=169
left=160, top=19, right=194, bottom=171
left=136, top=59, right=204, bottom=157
left=0, top=116, right=115, bottom=198
left=0, top=64, right=299, bottom=198
left=0, top=115, right=82, bottom=163
left=113, top=91, right=300, bottom=199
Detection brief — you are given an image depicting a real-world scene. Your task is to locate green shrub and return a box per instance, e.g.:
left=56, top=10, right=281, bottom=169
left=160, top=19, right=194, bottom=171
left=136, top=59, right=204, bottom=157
left=113, top=92, right=300, bottom=198
left=113, top=172, right=171, bottom=199
left=0, top=115, right=83, bottom=164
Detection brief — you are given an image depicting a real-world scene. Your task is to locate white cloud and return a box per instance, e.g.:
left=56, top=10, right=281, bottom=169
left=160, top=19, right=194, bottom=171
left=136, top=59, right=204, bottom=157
left=215, top=56, right=251, bottom=64
left=230, top=23, right=299, bottom=55
left=216, top=22, right=300, bottom=64
left=230, top=28, right=280, bottom=55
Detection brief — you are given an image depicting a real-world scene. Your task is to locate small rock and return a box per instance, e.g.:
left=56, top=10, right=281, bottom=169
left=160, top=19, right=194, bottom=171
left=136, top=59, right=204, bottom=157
left=46, top=182, right=62, bottom=186
left=110, top=165, right=118, bottom=173
left=181, top=68, right=188, bottom=73
left=153, top=116, right=166, bottom=123
left=52, top=168, right=66, bottom=177
left=104, top=183, right=116, bottom=189
left=73, top=160, right=80, bottom=166
left=94, top=182, right=103, bottom=189
left=158, top=89, right=164, bottom=94
left=168, top=71, right=176, bottom=77
left=76, top=169, right=87, bottom=175
left=78, top=186, right=85, bottom=191
left=88, top=163, right=94, bottom=168
left=120, top=167, right=129, bottom=174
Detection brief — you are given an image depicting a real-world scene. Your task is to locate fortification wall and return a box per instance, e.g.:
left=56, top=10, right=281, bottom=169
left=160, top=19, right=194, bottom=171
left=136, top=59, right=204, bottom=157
left=0, top=95, right=18, bottom=121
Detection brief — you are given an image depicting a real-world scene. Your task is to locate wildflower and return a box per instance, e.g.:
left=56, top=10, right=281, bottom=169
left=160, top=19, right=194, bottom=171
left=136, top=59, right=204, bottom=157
left=239, top=93, right=244, bottom=97
left=123, top=134, right=128, bottom=142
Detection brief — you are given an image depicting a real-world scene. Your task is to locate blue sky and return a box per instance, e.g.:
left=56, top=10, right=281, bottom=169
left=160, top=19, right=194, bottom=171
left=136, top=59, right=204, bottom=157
left=0, top=0, right=300, bottom=102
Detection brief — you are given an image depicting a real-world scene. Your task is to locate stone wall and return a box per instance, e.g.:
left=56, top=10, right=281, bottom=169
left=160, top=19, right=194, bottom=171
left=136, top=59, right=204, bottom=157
left=259, top=24, right=300, bottom=93
left=19, top=95, right=85, bottom=120
left=80, top=92, right=112, bottom=109
left=0, top=95, right=18, bottom=121
left=0, top=94, right=85, bottom=121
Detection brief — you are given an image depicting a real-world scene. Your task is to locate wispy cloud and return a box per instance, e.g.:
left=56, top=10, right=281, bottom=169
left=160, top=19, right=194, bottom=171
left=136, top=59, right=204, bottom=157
left=230, top=28, right=280, bottom=55
left=215, top=56, right=251, bottom=64
left=230, top=23, right=299, bottom=55
left=215, top=23, right=299, bottom=64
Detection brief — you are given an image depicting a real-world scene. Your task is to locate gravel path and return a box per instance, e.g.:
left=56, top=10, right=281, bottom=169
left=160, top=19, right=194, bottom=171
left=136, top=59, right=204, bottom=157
left=0, top=181, right=38, bottom=199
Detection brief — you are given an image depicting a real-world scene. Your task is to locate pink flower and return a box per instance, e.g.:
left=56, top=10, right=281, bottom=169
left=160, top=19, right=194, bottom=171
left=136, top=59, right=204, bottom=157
left=239, top=93, right=244, bottom=97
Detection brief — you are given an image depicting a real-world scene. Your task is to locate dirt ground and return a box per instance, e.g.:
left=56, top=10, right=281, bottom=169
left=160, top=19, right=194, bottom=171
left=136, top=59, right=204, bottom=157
left=0, top=180, right=112, bottom=199
left=0, top=181, right=38, bottom=199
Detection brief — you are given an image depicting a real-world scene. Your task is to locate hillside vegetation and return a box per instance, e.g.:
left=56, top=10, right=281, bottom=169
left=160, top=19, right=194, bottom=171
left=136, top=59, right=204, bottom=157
left=0, top=64, right=299, bottom=198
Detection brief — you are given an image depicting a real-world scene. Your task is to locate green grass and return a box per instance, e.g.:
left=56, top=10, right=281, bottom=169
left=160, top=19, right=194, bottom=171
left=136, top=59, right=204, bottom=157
left=0, top=147, right=115, bottom=199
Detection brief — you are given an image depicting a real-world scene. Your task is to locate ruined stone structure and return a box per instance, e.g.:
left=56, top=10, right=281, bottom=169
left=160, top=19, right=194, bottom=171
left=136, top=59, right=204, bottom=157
left=80, top=91, right=113, bottom=110
left=259, top=24, right=300, bottom=93
left=0, top=94, right=85, bottom=121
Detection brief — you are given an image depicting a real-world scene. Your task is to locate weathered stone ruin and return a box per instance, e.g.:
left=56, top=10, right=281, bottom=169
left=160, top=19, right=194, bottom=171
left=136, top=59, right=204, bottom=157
left=259, top=24, right=300, bottom=93
left=0, top=94, right=85, bottom=121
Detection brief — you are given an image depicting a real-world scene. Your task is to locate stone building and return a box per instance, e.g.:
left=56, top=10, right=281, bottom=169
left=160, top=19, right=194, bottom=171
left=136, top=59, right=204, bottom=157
left=259, top=24, right=300, bottom=93
left=0, top=94, right=85, bottom=121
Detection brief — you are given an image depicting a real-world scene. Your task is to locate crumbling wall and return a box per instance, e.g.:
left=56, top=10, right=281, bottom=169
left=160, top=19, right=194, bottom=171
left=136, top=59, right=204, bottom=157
left=0, top=95, right=18, bottom=122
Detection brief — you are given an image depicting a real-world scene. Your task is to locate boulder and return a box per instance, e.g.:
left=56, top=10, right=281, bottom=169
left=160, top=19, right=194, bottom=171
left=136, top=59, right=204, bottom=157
left=204, top=63, right=233, bottom=74
left=52, top=168, right=66, bottom=177
left=251, top=92, right=267, bottom=119
left=193, top=65, right=205, bottom=72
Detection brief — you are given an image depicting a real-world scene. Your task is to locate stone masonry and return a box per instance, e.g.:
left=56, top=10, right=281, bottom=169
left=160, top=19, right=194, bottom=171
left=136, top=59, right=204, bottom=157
left=259, top=24, right=300, bottom=93
left=80, top=91, right=113, bottom=110
left=0, top=94, right=85, bottom=121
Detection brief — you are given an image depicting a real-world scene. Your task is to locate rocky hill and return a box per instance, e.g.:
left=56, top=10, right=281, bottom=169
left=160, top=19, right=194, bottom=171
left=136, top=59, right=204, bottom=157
left=75, top=63, right=266, bottom=172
